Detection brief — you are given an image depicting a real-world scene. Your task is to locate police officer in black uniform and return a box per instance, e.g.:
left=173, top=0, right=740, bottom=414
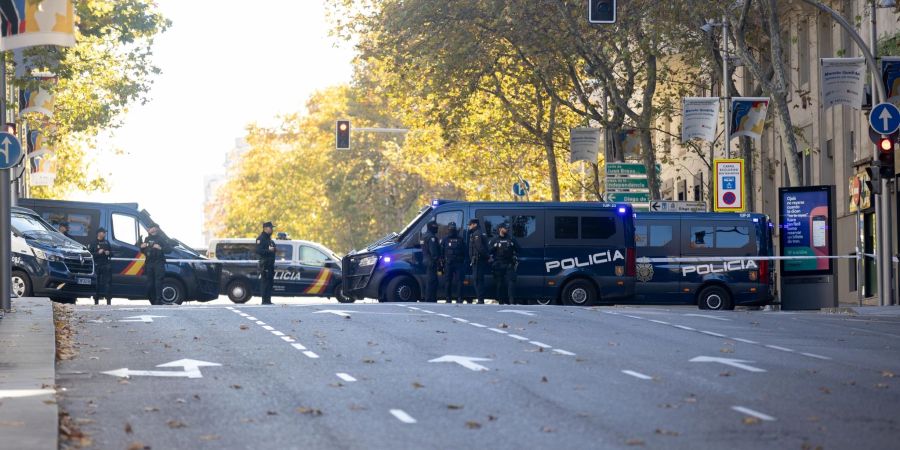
left=141, top=223, right=172, bottom=305
left=256, top=221, right=277, bottom=305
left=489, top=222, right=519, bottom=305
left=440, top=222, right=466, bottom=303
left=421, top=221, right=440, bottom=302
left=58, top=221, right=72, bottom=239
left=89, top=227, right=113, bottom=305
left=467, top=218, right=489, bottom=304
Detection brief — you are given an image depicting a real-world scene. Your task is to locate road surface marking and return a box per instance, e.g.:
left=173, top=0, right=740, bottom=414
left=673, top=325, right=696, bottom=331
left=390, top=409, right=417, bottom=424
left=684, top=314, right=731, bottom=321
left=262, top=325, right=275, bottom=331
left=291, top=343, right=307, bottom=351
left=271, top=330, right=285, bottom=336
left=649, top=319, right=670, bottom=325
left=303, top=351, right=320, bottom=359
left=429, top=355, right=492, bottom=371
left=498, top=309, right=537, bottom=317
left=488, top=328, right=508, bottom=334
left=315, top=309, right=354, bottom=317
left=622, top=370, right=653, bottom=380
left=102, top=359, right=221, bottom=379
left=239, top=313, right=249, bottom=317
left=469, top=323, right=487, bottom=328
left=700, top=330, right=727, bottom=338
left=255, top=321, right=266, bottom=325
left=437, top=313, right=452, bottom=318
left=732, top=338, right=758, bottom=344
left=281, top=336, right=295, bottom=342
left=246, top=316, right=258, bottom=321
left=226, top=307, right=235, bottom=310
left=118, top=315, right=167, bottom=323
left=407, top=307, right=421, bottom=311
left=765, top=345, right=795, bottom=352
left=529, top=341, right=552, bottom=348
left=800, top=352, right=832, bottom=360
left=508, top=334, right=529, bottom=341
left=690, top=356, right=766, bottom=373
left=553, top=349, right=576, bottom=356
left=623, top=315, right=643, bottom=319
left=453, top=318, right=469, bottom=323
left=421, top=310, right=436, bottom=314
left=0, top=388, right=56, bottom=399
left=731, top=406, right=776, bottom=421
left=336, top=373, right=357, bottom=382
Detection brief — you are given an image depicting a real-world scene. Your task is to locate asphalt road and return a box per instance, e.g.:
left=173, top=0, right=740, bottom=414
left=57, top=302, right=900, bottom=449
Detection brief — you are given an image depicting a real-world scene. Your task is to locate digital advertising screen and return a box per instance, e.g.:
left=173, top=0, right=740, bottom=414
left=778, top=186, right=834, bottom=276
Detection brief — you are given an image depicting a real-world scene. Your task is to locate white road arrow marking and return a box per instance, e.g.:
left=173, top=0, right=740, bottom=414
left=880, top=107, right=894, bottom=131
left=684, top=314, right=731, bottom=321
left=102, top=358, right=221, bottom=379
left=690, top=356, right=766, bottom=373
left=498, top=309, right=537, bottom=317
left=428, top=355, right=492, bottom=372
left=118, top=315, right=167, bottom=323
left=314, top=309, right=353, bottom=317
left=0, top=388, right=56, bottom=399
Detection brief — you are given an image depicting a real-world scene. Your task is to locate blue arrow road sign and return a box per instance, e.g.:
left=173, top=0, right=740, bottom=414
left=870, top=102, right=900, bottom=135
left=512, top=180, right=531, bottom=196
left=0, top=132, right=22, bottom=170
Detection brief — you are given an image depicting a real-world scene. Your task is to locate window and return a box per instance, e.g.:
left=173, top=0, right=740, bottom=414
left=421, top=211, right=463, bottom=240
left=276, top=244, right=293, bottom=261
left=635, top=225, right=648, bottom=247
left=715, top=226, right=750, bottom=249
left=215, top=243, right=257, bottom=260
left=300, top=246, right=329, bottom=265
left=798, top=18, right=810, bottom=86
left=554, top=216, right=579, bottom=239
left=649, top=225, right=674, bottom=247
left=581, top=216, right=616, bottom=239
left=112, top=214, right=139, bottom=246
left=690, top=226, right=714, bottom=248
left=11, top=213, right=56, bottom=234
left=482, top=215, right=538, bottom=240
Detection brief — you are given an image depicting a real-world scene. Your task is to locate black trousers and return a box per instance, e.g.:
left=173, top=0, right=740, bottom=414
left=145, top=261, right=165, bottom=305
left=493, top=264, right=516, bottom=305
left=424, top=261, right=439, bottom=302
left=443, top=261, right=465, bottom=303
left=95, top=265, right=111, bottom=304
left=260, top=262, right=275, bottom=304
left=471, top=261, right=487, bottom=303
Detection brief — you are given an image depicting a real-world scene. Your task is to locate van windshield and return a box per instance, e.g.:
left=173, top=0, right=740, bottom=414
left=11, top=213, right=56, bottom=235
left=398, top=206, right=432, bottom=239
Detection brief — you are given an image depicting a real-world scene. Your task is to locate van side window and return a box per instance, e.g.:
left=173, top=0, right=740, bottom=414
left=277, top=244, right=294, bottom=261
left=300, top=246, right=329, bottom=265
left=635, top=225, right=648, bottom=247
left=581, top=216, right=616, bottom=239
left=649, top=225, right=673, bottom=247
left=715, top=226, right=750, bottom=249
left=483, top=215, right=537, bottom=239
left=421, top=211, right=463, bottom=240
left=111, top=214, right=139, bottom=246
left=554, top=216, right=579, bottom=239
left=690, top=226, right=714, bottom=248
left=216, top=243, right=256, bottom=260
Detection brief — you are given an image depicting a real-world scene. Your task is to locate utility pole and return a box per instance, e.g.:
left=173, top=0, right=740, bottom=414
left=1, top=51, right=11, bottom=312
left=722, top=14, right=731, bottom=160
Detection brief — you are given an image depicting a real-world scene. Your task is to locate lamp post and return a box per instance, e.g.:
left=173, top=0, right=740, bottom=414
left=701, top=18, right=732, bottom=159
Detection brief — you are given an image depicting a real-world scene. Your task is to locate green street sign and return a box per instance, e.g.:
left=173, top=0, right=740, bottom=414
left=605, top=192, right=651, bottom=203
left=606, top=163, right=647, bottom=175
left=606, top=177, right=649, bottom=190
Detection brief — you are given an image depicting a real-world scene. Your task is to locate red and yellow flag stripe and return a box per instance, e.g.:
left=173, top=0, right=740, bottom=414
left=304, top=269, right=332, bottom=295
left=121, top=251, right=146, bottom=276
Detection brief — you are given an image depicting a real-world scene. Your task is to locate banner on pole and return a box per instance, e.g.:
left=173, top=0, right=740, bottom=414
left=618, top=128, right=641, bottom=161
left=821, top=58, right=866, bottom=110
left=0, top=0, right=76, bottom=51
left=19, top=87, right=54, bottom=117
left=569, top=127, right=602, bottom=164
left=883, top=57, right=900, bottom=108
left=681, top=97, right=719, bottom=143
left=29, top=149, right=56, bottom=187
left=730, top=97, right=769, bottom=141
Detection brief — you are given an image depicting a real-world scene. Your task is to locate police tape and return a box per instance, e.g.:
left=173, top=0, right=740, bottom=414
left=109, top=258, right=300, bottom=265
left=639, top=255, right=863, bottom=263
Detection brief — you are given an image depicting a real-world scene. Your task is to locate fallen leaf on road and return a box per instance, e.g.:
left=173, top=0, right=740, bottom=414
left=43, top=399, right=57, bottom=405
left=541, top=376, right=548, bottom=383
left=230, top=384, right=242, bottom=390
left=125, top=422, right=133, bottom=434
left=176, top=398, right=187, bottom=403
left=742, top=417, right=760, bottom=425
left=143, top=407, right=159, bottom=413
left=349, top=404, right=367, bottom=411
left=200, top=435, right=220, bottom=441
left=267, top=411, right=278, bottom=416
left=466, top=421, right=482, bottom=429
left=719, top=371, right=733, bottom=377
left=296, top=407, right=323, bottom=416
left=498, top=323, right=509, bottom=329
left=127, top=442, right=149, bottom=450
left=363, top=359, right=375, bottom=364
left=435, top=330, right=447, bottom=334
left=655, top=428, right=679, bottom=436
left=819, top=387, right=831, bottom=394
left=608, top=341, right=620, bottom=347
left=528, top=320, right=537, bottom=324
left=0, top=421, right=25, bottom=427
left=513, top=360, right=528, bottom=364
left=488, top=415, right=497, bottom=421
left=412, top=382, right=425, bottom=389
left=882, top=371, right=896, bottom=378
left=193, top=394, right=201, bottom=400
left=720, top=348, right=734, bottom=353
left=329, top=382, right=344, bottom=388
left=240, top=325, right=249, bottom=330
left=447, top=404, right=463, bottom=410
left=625, top=438, right=645, bottom=446
left=541, top=426, right=556, bottom=433
left=166, top=420, right=186, bottom=429
left=75, top=418, right=96, bottom=425
left=875, top=383, right=889, bottom=389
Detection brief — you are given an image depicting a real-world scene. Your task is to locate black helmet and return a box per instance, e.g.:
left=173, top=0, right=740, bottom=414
left=427, top=221, right=439, bottom=232
left=498, top=222, right=510, bottom=230
left=447, top=221, right=457, bottom=231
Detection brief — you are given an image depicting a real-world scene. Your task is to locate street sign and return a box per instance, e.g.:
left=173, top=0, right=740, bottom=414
left=0, top=133, right=22, bottom=170
left=605, top=192, right=650, bottom=203
left=713, top=159, right=745, bottom=212
left=649, top=201, right=708, bottom=212
left=606, top=162, right=647, bottom=175
left=512, top=180, right=530, bottom=196
left=606, top=177, right=649, bottom=190
left=588, top=0, right=616, bottom=24
left=869, top=102, right=900, bottom=136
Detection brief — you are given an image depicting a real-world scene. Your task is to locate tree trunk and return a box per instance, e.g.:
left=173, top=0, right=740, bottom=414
left=591, top=162, right=602, bottom=201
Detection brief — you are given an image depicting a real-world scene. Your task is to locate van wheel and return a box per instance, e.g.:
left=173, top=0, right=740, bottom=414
left=227, top=279, right=253, bottom=304
left=561, top=279, right=598, bottom=307
left=334, top=285, right=354, bottom=304
left=384, top=276, right=419, bottom=303
left=698, top=285, right=733, bottom=311
left=535, top=297, right=556, bottom=306
left=160, top=278, right=186, bottom=305
left=11, top=270, right=32, bottom=298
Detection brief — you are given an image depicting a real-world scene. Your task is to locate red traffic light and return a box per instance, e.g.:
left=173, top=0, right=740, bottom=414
left=879, top=136, right=893, bottom=152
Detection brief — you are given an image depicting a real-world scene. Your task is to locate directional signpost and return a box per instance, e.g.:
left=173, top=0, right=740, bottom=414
left=0, top=132, right=22, bottom=170
left=649, top=201, right=707, bottom=212
left=869, top=102, right=900, bottom=138
left=605, top=163, right=652, bottom=210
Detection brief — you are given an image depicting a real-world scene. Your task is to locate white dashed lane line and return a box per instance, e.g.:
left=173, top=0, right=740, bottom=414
left=801, top=352, right=832, bottom=360
left=488, top=328, right=508, bottom=334
left=622, top=370, right=653, bottom=380
left=255, top=321, right=266, bottom=325
left=529, top=341, right=552, bottom=349
left=508, top=334, right=529, bottom=341
left=336, top=373, right=357, bottom=383
left=469, top=323, right=487, bottom=328
left=700, top=330, right=727, bottom=338
left=553, top=349, right=576, bottom=356
left=262, top=325, right=275, bottom=331
left=303, top=351, right=320, bottom=359
left=271, top=330, right=285, bottom=336
left=281, top=336, right=295, bottom=343
left=229, top=308, right=322, bottom=361
left=765, top=345, right=795, bottom=353
left=732, top=338, right=759, bottom=344
left=452, top=318, right=469, bottom=323
left=291, top=343, right=307, bottom=350
left=390, top=409, right=417, bottom=424
left=732, top=406, right=776, bottom=421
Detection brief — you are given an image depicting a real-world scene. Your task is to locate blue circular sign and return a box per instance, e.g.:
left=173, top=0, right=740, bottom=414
left=512, top=180, right=531, bottom=196
left=0, top=132, right=22, bottom=170
left=870, top=102, right=900, bottom=136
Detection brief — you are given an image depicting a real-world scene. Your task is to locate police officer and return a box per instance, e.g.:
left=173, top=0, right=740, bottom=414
left=467, top=218, right=489, bottom=304
left=256, top=221, right=277, bottom=305
left=489, top=222, right=519, bottom=305
left=141, top=223, right=172, bottom=305
left=276, top=232, right=288, bottom=240
left=58, top=221, right=72, bottom=238
left=421, top=221, right=440, bottom=302
left=440, top=222, right=466, bottom=303
left=89, top=227, right=112, bottom=305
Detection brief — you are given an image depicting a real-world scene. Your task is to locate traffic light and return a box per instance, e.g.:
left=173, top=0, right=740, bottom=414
left=877, top=134, right=895, bottom=178
left=336, top=120, right=350, bottom=150
left=588, top=0, right=616, bottom=24
left=866, top=164, right=882, bottom=195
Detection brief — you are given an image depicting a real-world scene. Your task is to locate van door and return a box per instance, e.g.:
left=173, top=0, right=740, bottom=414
left=634, top=218, right=682, bottom=303
left=296, top=245, right=337, bottom=297
left=477, top=210, right=544, bottom=300
left=109, top=213, right=149, bottom=297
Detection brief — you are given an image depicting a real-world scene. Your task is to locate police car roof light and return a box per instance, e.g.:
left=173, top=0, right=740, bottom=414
left=617, top=207, right=627, bottom=214
left=753, top=218, right=759, bottom=223
left=382, top=255, right=392, bottom=263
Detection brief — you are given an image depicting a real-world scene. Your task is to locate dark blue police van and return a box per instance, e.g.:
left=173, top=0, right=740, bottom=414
left=634, top=212, right=775, bottom=310
left=18, top=199, right=220, bottom=304
left=343, top=200, right=637, bottom=305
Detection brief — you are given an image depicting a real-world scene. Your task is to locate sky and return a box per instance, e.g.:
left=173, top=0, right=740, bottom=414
left=70, top=0, right=354, bottom=247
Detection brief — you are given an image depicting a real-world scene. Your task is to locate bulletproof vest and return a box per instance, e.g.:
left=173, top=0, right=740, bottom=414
left=422, top=233, right=439, bottom=260
left=493, top=238, right=515, bottom=263
left=444, top=236, right=464, bottom=262
left=145, top=236, right=165, bottom=261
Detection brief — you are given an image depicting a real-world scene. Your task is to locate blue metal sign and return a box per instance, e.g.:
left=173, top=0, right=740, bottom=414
left=512, top=180, right=531, bottom=197
left=0, top=132, right=22, bottom=170
left=870, top=102, right=900, bottom=135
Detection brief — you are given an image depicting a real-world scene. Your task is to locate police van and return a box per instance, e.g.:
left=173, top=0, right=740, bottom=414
left=17, top=199, right=220, bottom=304
left=634, top=212, right=775, bottom=310
left=208, top=238, right=347, bottom=303
left=342, top=200, right=637, bottom=305
left=10, top=206, right=96, bottom=303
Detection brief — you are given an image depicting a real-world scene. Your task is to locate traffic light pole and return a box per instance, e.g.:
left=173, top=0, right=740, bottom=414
left=1, top=52, right=11, bottom=312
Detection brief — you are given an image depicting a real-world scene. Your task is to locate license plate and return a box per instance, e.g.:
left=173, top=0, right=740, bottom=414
left=77, top=278, right=91, bottom=285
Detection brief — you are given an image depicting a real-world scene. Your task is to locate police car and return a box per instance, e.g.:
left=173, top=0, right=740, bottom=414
left=208, top=238, right=348, bottom=303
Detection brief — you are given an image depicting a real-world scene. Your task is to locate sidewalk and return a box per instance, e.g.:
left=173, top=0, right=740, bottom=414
left=822, top=305, right=900, bottom=316
left=0, top=297, right=58, bottom=450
